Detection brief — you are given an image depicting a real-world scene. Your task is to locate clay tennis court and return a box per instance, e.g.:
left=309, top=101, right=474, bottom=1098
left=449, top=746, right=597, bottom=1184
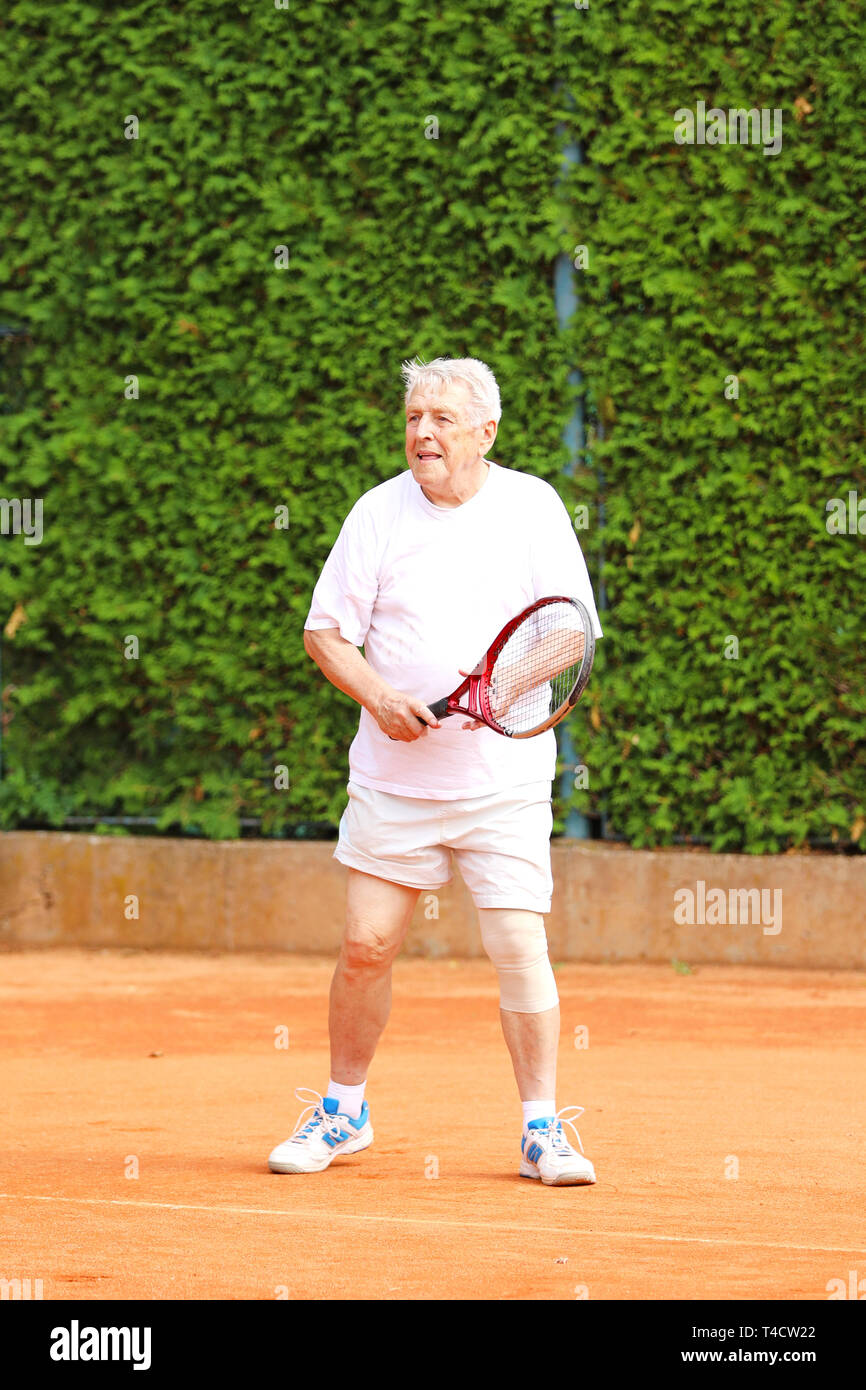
left=1, top=947, right=864, bottom=1301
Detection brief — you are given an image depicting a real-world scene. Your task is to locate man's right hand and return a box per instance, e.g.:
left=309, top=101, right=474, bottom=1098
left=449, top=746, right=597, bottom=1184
left=301, top=629, right=440, bottom=742
left=373, top=690, right=440, bottom=741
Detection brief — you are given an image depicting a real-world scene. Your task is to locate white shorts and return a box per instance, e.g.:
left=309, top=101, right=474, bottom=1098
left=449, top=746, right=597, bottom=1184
left=334, top=779, right=554, bottom=913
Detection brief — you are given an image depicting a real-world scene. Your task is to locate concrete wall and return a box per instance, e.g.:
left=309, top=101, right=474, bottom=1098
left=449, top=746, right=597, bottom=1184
left=2, top=831, right=864, bottom=967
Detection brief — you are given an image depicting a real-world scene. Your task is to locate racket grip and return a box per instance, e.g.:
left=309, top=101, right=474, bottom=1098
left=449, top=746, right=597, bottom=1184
left=387, top=698, right=452, bottom=737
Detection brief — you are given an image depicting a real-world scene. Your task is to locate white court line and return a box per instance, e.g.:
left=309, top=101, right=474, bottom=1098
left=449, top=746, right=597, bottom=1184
left=1, top=1193, right=864, bottom=1256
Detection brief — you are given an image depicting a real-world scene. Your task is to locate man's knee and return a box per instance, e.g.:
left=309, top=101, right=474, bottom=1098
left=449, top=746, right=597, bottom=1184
left=340, top=922, right=401, bottom=973
left=477, top=907, right=559, bottom=1013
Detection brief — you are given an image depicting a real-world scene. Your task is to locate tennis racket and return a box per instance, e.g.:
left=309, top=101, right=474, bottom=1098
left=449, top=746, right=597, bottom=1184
left=405, top=595, right=595, bottom=739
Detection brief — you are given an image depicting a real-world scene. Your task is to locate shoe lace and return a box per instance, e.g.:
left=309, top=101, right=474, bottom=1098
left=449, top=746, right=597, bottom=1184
left=290, top=1087, right=345, bottom=1143
left=540, top=1105, right=586, bottom=1155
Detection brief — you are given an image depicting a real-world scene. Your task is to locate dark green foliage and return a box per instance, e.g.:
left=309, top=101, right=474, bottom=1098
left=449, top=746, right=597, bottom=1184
left=0, top=0, right=863, bottom=851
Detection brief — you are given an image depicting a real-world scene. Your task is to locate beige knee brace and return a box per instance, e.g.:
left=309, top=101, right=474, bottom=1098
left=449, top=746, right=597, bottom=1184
left=477, top=908, right=559, bottom=1013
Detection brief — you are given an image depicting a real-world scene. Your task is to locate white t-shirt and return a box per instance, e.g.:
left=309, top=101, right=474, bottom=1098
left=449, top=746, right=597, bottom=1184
left=304, top=460, right=603, bottom=799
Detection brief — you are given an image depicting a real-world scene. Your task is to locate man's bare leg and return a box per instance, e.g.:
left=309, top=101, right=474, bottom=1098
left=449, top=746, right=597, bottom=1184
left=329, top=868, right=421, bottom=1085
left=500, top=1004, right=560, bottom=1102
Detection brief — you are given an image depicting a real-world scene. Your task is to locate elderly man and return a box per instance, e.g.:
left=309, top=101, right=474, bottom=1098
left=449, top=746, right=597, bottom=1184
left=269, top=357, right=603, bottom=1185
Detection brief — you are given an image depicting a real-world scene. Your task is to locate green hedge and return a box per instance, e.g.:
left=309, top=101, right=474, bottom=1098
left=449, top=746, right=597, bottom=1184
left=1, top=0, right=864, bottom=852
left=558, top=0, right=866, bottom=850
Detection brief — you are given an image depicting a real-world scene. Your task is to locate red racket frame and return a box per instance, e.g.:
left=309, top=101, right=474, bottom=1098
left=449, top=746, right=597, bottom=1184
left=426, top=595, right=595, bottom=738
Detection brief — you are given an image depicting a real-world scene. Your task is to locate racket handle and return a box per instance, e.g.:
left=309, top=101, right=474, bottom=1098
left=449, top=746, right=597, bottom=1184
left=387, top=697, right=452, bottom=738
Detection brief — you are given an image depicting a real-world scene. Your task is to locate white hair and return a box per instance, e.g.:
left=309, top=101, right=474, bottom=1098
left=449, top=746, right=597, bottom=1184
left=401, top=356, right=502, bottom=426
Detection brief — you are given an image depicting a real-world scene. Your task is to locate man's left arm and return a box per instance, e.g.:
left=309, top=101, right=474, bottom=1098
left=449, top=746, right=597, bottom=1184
left=530, top=484, right=603, bottom=639
left=462, top=486, right=601, bottom=729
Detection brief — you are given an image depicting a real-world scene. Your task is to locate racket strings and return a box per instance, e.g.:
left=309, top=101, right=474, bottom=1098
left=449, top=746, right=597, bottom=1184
left=488, top=602, right=587, bottom=736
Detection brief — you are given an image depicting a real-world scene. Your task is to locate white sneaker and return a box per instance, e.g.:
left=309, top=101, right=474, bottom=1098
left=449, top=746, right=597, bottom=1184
left=268, top=1088, right=374, bottom=1174
left=520, top=1106, right=596, bottom=1186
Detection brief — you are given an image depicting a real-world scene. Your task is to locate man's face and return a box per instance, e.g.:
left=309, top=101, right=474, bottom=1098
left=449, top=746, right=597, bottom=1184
left=405, top=382, right=496, bottom=494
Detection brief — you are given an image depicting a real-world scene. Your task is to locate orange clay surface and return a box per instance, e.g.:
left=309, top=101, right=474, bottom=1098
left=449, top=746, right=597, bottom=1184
left=0, top=948, right=864, bottom=1301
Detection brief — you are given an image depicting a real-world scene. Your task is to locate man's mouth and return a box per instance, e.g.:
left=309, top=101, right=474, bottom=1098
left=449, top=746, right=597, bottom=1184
left=417, top=452, right=441, bottom=461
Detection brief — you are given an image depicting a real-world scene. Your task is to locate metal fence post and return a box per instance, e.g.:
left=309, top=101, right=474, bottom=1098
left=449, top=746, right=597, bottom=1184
left=553, top=94, right=591, bottom=838
left=0, top=321, right=33, bottom=787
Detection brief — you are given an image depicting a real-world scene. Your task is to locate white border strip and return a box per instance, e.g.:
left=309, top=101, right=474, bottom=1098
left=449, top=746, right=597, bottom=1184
left=1, top=1193, right=864, bottom=1256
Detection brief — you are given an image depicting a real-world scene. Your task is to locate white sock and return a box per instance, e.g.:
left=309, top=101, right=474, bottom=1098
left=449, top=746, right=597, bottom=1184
left=327, top=1078, right=366, bottom=1119
left=523, top=1099, right=556, bottom=1129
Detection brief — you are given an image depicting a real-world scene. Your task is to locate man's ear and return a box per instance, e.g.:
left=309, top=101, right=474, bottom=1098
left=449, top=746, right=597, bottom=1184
left=482, top=419, right=498, bottom=451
